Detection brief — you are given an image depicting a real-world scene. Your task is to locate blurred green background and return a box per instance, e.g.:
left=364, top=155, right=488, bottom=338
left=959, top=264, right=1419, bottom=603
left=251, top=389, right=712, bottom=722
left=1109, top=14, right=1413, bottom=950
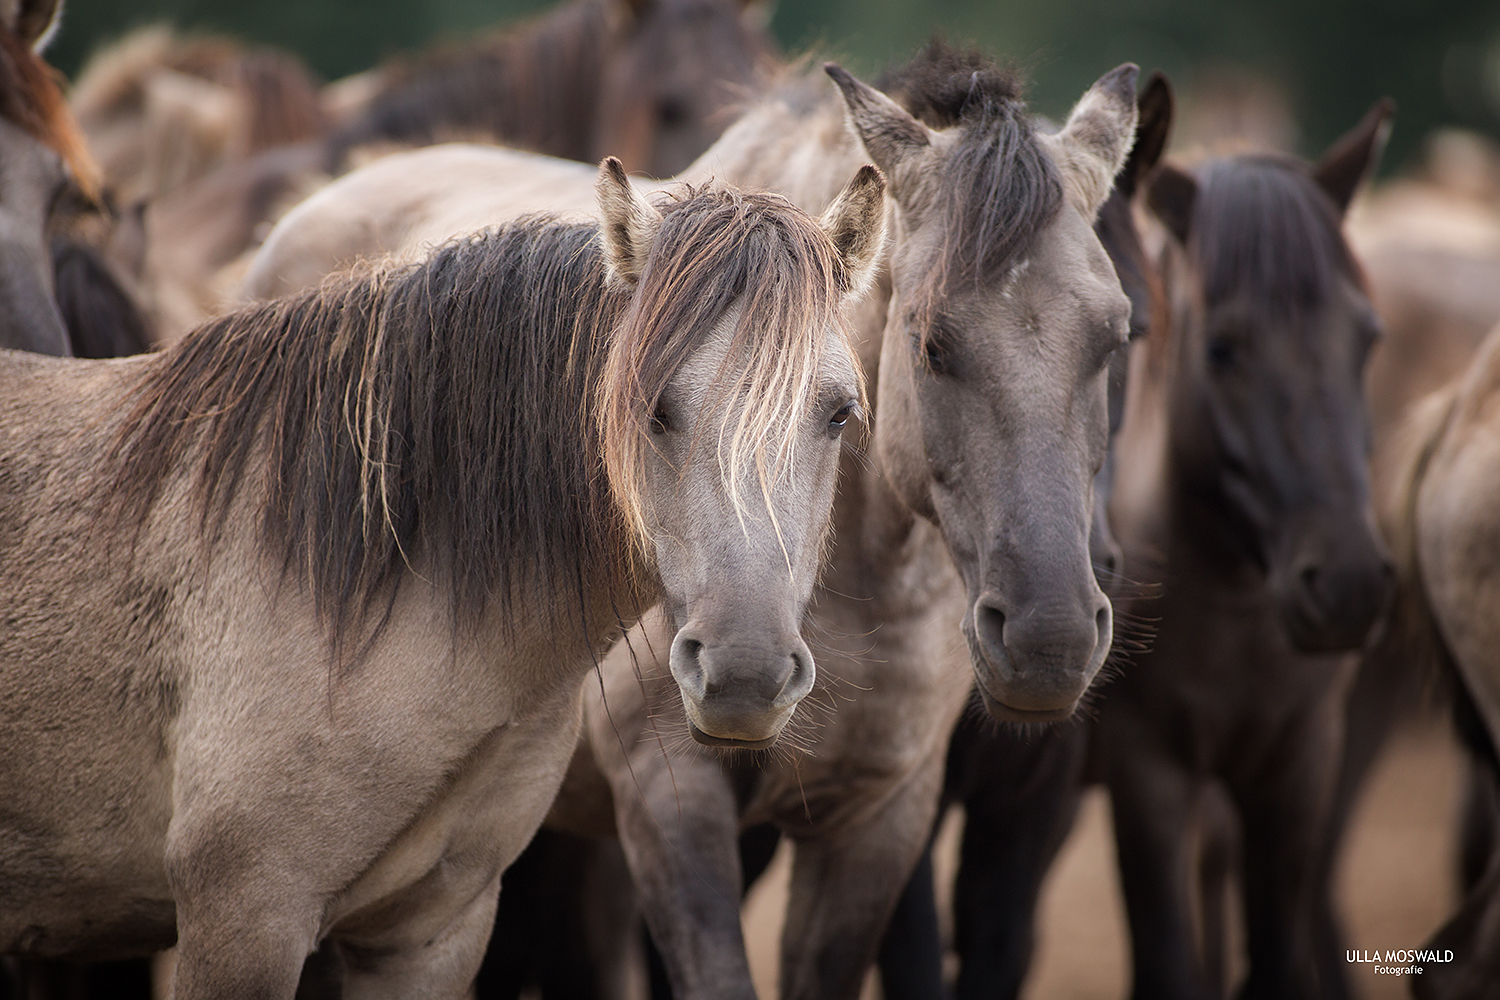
left=45, top=0, right=1500, bottom=172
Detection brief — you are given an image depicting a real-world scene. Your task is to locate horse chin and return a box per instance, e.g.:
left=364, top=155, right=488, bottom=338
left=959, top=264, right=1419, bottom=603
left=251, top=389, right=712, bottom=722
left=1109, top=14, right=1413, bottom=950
left=1276, top=596, right=1380, bottom=655
left=972, top=680, right=1080, bottom=724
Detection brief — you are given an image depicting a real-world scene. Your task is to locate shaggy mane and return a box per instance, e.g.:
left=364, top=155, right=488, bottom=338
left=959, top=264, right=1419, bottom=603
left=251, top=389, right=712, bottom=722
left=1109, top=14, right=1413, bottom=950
left=879, top=39, right=1063, bottom=327
left=110, top=184, right=852, bottom=644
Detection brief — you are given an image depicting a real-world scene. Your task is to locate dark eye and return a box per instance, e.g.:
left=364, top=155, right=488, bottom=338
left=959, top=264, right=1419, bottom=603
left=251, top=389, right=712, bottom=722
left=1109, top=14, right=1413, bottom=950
left=650, top=405, right=671, bottom=435
left=913, top=330, right=948, bottom=375
left=829, top=400, right=856, bottom=433
left=1206, top=336, right=1237, bottom=371
left=658, top=97, right=688, bottom=127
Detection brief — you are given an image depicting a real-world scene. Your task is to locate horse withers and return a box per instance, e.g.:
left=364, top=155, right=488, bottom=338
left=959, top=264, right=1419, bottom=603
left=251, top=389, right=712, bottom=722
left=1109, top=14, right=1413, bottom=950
left=0, top=159, right=886, bottom=998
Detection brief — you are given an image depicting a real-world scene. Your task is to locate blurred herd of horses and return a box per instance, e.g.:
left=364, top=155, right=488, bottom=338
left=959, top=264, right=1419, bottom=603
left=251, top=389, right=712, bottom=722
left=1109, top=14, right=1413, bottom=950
left=2, top=0, right=1500, bottom=998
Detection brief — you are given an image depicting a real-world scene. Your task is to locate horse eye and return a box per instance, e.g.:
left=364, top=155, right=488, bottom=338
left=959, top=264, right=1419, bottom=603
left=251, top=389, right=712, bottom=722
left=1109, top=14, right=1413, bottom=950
left=1206, top=337, right=1237, bottom=371
left=658, top=97, right=688, bottom=127
left=650, top=406, right=671, bottom=435
left=829, top=400, right=856, bottom=433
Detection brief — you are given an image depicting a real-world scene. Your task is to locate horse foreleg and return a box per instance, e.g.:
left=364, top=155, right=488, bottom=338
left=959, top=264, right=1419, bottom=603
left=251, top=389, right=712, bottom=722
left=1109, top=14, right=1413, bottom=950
left=1224, top=701, right=1343, bottom=1000
left=1107, top=730, right=1212, bottom=1000
left=608, top=751, right=753, bottom=1000
left=778, top=767, right=943, bottom=1000
left=949, top=723, right=1088, bottom=1000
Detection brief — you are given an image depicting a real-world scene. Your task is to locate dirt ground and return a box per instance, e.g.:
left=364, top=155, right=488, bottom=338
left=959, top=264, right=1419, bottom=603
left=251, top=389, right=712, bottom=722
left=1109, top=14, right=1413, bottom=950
left=742, top=716, right=1465, bottom=1000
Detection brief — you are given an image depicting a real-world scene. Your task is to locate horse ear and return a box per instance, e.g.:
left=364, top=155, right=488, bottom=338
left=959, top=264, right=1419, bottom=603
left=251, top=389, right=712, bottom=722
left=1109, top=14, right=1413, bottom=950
left=595, top=156, right=662, bottom=286
left=1146, top=162, right=1197, bottom=246
left=824, top=63, right=938, bottom=203
left=1313, top=98, right=1395, bottom=215
left=7, top=0, right=63, bottom=51
left=1118, top=72, right=1174, bottom=199
left=1043, top=63, right=1140, bottom=219
left=819, top=164, right=888, bottom=300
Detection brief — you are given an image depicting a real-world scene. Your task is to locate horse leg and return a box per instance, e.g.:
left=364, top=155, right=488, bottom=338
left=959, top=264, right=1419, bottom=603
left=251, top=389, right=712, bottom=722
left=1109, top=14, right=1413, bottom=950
left=609, top=753, right=753, bottom=1000
left=339, top=872, right=502, bottom=1000
left=1107, top=730, right=1211, bottom=1000
left=1310, top=632, right=1420, bottom=1000
left=876, top=843, right=945, bottom=1000
left=167, top=870, right=321, bottom=1000
left=950, top=723, right=1088, bottom=1000
left=778, top=766, right=943, bottom=1000
left=1224, top=706, right=1342, bottom=1000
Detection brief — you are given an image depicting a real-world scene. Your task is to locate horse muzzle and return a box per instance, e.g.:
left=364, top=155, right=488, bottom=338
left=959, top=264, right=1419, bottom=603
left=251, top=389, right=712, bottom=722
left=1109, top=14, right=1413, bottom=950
left=669, top=626, right=815, bottom=747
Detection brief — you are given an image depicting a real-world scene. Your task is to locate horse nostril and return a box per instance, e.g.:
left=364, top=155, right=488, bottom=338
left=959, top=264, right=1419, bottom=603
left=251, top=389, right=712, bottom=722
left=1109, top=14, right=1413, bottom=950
left=1300, top=564, right=1321, bottom=602
left=1095, top=604, right=1110, bottom=640
left=977, top=601, right=1005, bottom=644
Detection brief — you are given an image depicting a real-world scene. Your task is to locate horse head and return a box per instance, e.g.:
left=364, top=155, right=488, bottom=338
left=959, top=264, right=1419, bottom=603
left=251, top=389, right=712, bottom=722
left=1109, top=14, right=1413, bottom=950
left=825, top=48, right=1138, bottom=721
left=1146, top=100, right=1397, bottom=652
left=596, top=158, right=887, bottom=745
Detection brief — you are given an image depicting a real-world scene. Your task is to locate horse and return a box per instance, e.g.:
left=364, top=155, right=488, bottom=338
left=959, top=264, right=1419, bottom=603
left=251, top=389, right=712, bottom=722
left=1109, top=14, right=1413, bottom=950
left=69, top=25, right=327, bottom=206
left=0, top=157, right=887, bottom=999
left=0, top=0, right=115, bottom=355
left=1298, top=133, right=1500, bottom=998
left=243, top=37, right=1138, bottom=1000
left=1381, top=318, right=1500, bottom=999
left=1090, top=101, right=1394, bottom=1000
left=326, top=0, right=774, bottom=179
left=872, top=70, right=1175, bottom=1000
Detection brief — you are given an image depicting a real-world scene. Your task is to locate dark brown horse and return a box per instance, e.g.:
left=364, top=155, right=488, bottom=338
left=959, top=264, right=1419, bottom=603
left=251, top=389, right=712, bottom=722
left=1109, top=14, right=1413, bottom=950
left=1096, top=101, right=1394, bottom=1000
left=328, top=0, right=773, bottom=177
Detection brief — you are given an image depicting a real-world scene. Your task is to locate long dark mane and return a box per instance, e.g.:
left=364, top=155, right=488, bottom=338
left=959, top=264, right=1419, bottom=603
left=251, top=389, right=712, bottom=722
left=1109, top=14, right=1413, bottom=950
left=879, top=39, right=1063, bottom=319
left=110, top=185, right=850, bottom=642
left=1192, top=155, right=1362, bottom=318
left=327, top=0, right=612, bottom=167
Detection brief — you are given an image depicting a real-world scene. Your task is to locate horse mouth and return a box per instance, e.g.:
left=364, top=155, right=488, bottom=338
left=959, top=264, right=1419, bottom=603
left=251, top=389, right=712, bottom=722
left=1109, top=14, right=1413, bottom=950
left=973, top=683, right=1079, bottom=724
left=687, top=722, right=780, bottom=750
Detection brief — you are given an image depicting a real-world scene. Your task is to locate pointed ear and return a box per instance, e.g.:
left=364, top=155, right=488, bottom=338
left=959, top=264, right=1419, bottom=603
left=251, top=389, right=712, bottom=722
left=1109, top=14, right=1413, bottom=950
left=819, top=164, right=888, bottom=300
left=1043, top=64, right=1140, bottom=218
left=595, top=156, right=662, bottom=286
left=824, top=63, right=938, bottom=202
left=8, top=0, right=62, bottom=51
left=1118, top=72, right=1174, bottom=198
left=1146, top=162, right=1197, bottom=246
left=1314, top=98, right=1395, bottom=215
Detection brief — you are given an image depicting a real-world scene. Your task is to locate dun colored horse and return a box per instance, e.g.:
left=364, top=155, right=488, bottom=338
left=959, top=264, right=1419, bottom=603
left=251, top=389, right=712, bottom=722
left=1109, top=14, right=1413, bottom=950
left=327, top=0, right=773, bottom=178
left=0, top=159, right=886, bottom=999
left=243, top=38, right=1139, bottom=1000
left=0, top=0, right=137, bottom=356
left=874, top=70, right=1175, bottom=1000
left=1384, top=318, right=1500, bottom=999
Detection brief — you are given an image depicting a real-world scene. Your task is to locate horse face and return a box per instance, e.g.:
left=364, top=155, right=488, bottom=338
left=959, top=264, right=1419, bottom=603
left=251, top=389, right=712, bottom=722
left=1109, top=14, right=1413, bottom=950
left=595, top=157, right=884, bottom=747
left=879, top=203, right=1126, bottom=721
left=0, top=116, right=71, bottom=355
left=824, top=63, right=1139, bottom=721
left=1153, top=154, right=1394, bottom=654
left=640, top=313, right=861, bottom=747
left=595, top=0, right=769, bottom=178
